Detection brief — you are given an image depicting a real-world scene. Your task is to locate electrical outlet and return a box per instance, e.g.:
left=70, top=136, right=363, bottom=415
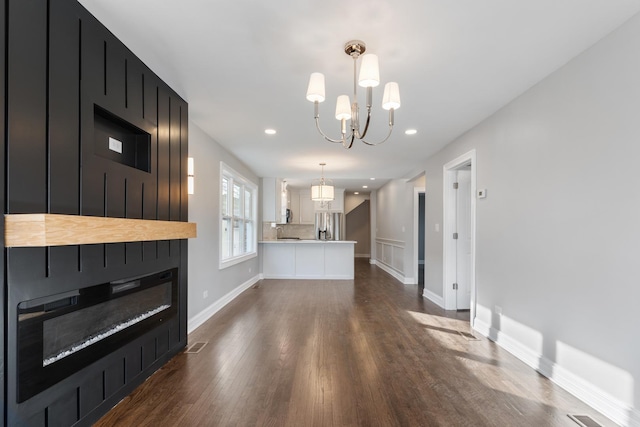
left=203, top=290, right=208, bottom=299
left=435, top=223, right=440, bottom=232
left=249, top=267, right=252, bottom=273
left=495, top=305, right=502, bottom=316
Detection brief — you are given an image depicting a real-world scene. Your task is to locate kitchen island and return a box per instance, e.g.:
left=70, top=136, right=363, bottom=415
left=260, top=240, right=356, bottom=279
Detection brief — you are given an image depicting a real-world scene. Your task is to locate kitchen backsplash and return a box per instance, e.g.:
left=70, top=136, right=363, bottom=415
left=262, top=222, right=315, bottom=240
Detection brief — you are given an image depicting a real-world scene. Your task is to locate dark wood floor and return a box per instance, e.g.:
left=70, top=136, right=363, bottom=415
left=96, top=259, right=613, bottom=426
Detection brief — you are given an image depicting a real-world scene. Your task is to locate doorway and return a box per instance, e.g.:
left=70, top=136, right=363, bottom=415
left=443, top=150, right=476, bottom=325
left=416, top=190, right=425, bottom=293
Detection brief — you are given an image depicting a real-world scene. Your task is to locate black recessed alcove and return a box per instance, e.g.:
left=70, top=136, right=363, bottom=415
left=94, top=105, right=151, bottom=172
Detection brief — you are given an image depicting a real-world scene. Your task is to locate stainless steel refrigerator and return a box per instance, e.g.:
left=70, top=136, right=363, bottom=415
left=315, top=212, right=342, bottom=240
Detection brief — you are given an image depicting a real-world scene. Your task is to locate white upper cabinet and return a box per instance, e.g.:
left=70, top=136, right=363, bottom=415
left=262, top=178, right=287, bottom=222
left=299, top=190, right=315, bottom=224
left=287, top=189, right=315, bottom=224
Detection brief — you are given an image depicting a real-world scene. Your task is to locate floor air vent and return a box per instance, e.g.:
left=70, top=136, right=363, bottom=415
left=568, top=414, right=603, bottom=427
left=185, top=341, right=208, bottom=354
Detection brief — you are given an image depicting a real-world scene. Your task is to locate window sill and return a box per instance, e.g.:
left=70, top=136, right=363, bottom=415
left=219, top=252, right=257, bottom=270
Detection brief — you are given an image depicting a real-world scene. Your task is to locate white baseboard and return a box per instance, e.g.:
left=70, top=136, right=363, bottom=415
left=369, top=259, right=377, bottom=265
left=188, top=274, right=260, bottom=334
left=355, top=253, right=371, bottom=258
left=474, top=319, right=638, bottom=427
left=423, top=288, right=444, bottom=308
left=262, top=274, right=353, bottom=280
left=374, top=259, right=406, bottom=284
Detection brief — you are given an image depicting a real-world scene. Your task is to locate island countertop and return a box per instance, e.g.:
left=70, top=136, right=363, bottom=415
left=260, top=240, right=356, bottom=279
left=259, top=239, right=356, bottom=244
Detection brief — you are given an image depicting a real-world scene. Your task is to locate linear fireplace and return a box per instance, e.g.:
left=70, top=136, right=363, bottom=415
left=16, top=268, right=178, bottom=403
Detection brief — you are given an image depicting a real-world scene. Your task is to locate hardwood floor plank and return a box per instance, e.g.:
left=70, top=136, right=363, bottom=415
left=95, top=259, right=614, bottom=426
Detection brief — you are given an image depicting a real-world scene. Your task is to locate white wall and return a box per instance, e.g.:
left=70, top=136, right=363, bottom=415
left=374, top=179, right=421, bottom=283
left=344, top=192, right=370, bottom=214
left=423, top=13, right=640, bottom=426
left=187, top=122, right=261, bottom=332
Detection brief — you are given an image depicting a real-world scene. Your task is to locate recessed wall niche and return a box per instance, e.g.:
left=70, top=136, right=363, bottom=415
left=94, top=105, right=151, bottom=172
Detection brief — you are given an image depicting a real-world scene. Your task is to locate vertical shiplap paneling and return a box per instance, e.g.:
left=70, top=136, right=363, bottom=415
left=156, top=86, right=170, bottom=221
left=47, top=388, right=78, bottom=426
left=180, top=104, right=189, bottom=221
left=142, top=74, right=159, bottom=261
left=79, top=12, right=106, bottom=217
left=104, top=358, right=125, bottom=399
left=126, top=54, right=144, bottom=125
left=49, top=0, right=80, bottom=215
left=103, top=35, right=127, bottom=118
left=0, top=0, right=5, bottom=420
left=169, top=97, right=182, bottom=256
left=78, top=372, right=103, bottom=419
left=169, top=97, right=181, bottom=221
left=5, top=3, right=49, bottom=412
left=49, top=0, right=82, bottom=279
left=6, top=0, right=47, bottom=214
left=156, top=86, right=171, bottom=260
left=124, top=61, right=145, bottom=266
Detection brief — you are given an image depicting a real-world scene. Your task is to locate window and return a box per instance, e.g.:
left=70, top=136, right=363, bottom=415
left=220, top=162, right=257, bottom=269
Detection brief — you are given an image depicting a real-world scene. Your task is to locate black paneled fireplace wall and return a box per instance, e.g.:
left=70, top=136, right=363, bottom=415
left=2, top=0, right=189, bottom=425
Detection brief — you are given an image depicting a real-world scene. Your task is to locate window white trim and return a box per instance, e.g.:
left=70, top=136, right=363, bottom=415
left=219, top=162, right=258, bottom=270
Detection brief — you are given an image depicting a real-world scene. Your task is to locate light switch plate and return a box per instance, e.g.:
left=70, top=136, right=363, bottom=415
left=478, top=188, right=487, bottom=198
left=108, top=137, right=123, bottom=154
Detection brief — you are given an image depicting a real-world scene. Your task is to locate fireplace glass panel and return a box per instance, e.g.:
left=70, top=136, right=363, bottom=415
left=43, top=282, right=171, bottom=366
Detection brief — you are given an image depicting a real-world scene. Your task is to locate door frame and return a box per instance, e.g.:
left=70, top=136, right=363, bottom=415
left=413, top=186, right=425, bottom=286
left=443, top=150, right=477, bottom=324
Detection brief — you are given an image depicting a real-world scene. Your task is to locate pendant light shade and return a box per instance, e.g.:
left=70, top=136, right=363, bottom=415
left=311, top=163, right=335, bottom=202
left=382, top=82, right=401, bottom=110
left=358, top=54, right=380, bottom=88
left=306, top=72, right=326, bottom=103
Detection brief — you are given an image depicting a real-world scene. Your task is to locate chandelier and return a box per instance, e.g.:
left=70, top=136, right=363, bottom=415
left=306, top=40, right=400, bottom=149
left=310, top=163, right=335, bottom=202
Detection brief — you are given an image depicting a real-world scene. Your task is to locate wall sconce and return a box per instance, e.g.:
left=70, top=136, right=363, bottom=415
left=188, top=157, right=195, bottom=195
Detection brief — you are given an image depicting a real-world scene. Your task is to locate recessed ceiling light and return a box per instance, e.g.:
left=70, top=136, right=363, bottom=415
left=370, top=177, right=375, bottom=180
left=405, top=129, right=417, bottom=135
left=362, top=185, right=368, bottom=189
left=264, top=129, right=277, bottom=135
left=354, top=192, right=360, bottom=195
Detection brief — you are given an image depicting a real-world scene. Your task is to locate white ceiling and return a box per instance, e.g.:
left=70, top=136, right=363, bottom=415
left=78, top=0, right=640, bottom=191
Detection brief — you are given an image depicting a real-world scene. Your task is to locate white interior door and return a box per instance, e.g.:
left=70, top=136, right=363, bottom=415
left=456, top=169, right=472, bottom=310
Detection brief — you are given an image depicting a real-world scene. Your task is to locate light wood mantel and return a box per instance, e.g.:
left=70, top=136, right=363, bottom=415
left=5, top=214, right=197, bottom=247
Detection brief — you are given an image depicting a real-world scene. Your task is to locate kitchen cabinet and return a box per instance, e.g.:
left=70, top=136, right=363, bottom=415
left=288, top=190, right=299, bottom=223
left=299, top=189, right=315, bottom=224
left=260, top=240, right=356, bottom=279
left=261, top=177, right=287, bottom=222
left=287, top=189, right=314, bottom=224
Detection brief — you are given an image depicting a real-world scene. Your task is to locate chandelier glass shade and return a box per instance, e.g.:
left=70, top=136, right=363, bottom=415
left=311, top=163, right=335, bottom=202
left=306, top=40, right=400, bottom=149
